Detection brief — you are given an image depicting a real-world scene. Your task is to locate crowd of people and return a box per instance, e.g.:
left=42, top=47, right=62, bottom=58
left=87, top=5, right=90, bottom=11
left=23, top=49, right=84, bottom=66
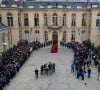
left=0, top=39, right=99, bottom=89
left=0, top=40, right=52, bottom=90
left=0, top=40, right=34, bottom=89
left=67, top=40, right=100, bottom=80
left=34, top=62, right=55, bottom=79
left=60, top=40, right=67, bottom=47
left=40, top=41, right=52, bottom=48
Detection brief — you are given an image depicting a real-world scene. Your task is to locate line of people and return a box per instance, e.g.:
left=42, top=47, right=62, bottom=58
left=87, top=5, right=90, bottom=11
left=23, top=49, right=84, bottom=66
left=69, top=40, right=100, bottom=80
left=0, top=40, right=53, bottom=89
left=0, top=40, right=42, bottom=90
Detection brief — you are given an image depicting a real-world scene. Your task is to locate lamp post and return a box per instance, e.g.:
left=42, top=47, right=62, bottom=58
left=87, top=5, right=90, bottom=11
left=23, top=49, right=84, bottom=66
left=3, top=42, right=7, bottom=52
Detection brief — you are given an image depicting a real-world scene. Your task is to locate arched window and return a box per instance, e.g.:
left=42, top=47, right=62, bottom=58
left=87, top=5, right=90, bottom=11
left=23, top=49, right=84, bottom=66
left=7, top=13, right=13, bottom=26
left=34, top=13, right=39, bottom=27
left=63, top=14, right=66, bottom=26
left=0, top=14, right=2, bottom=23
left=24, top=13, right=29, bottom=26
left=44, top=31, right=48, bottom=42
left=52, top=13, right=58, bottom=26
left=44, top=14, right=48, bottom=26
left=96, top=13, right=100, bottom=26
left=71, top=14, right=76, bottom=26
left=82, top=14, right=87, bottom=26
left=71, top=31, right=75, bottom=42
left=35, top=30, right=40, bottom=41
left=63, top=31, right=66, bottom=42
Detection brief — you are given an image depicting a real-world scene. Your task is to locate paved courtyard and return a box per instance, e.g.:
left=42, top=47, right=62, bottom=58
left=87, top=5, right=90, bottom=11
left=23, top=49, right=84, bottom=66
left=4, top=47, right=100, bottom=90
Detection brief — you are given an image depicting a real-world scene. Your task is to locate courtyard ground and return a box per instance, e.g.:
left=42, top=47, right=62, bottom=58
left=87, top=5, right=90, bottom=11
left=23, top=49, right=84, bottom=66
left=4, top=47, right=100, bottom=90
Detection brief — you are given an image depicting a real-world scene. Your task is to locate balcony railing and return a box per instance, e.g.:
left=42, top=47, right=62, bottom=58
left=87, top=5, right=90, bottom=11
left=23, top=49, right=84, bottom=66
left=48, top=25, right=62, bottom=29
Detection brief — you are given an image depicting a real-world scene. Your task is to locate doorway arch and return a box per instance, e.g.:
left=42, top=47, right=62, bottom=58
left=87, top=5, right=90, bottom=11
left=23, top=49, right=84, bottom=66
left=52, top=31, right=58, bottom=45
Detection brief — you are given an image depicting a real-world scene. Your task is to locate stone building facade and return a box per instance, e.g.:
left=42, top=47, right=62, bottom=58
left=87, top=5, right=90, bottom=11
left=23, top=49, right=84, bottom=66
left=0, top=23, right=12, bottom=53
left=0, top=1, right=100, bottom=52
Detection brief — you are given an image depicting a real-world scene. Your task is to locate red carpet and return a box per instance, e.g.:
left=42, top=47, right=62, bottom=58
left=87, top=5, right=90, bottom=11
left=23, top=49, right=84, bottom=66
left=51, top=44, right=58, bottom=53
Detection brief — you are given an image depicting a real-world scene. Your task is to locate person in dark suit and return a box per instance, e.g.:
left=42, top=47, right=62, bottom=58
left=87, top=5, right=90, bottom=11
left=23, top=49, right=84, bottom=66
left=55, top=46, right=57, bottom=52
left=34, top=68, right=39, bottom=79
left=51, top=47, right=53, bottom=52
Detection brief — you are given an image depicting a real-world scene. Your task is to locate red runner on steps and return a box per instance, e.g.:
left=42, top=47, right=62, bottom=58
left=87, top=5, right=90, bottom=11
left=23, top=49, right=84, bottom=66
left=51, top=44, right=58, bottom=53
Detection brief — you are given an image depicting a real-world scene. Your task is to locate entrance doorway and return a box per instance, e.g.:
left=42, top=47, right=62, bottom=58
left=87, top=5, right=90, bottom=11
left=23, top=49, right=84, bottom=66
left=52, top=31, right=58, bottom=45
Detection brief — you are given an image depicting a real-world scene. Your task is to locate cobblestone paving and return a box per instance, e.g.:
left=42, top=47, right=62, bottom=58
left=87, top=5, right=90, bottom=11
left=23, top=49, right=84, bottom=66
left=4, top=47, right=100, bottom=90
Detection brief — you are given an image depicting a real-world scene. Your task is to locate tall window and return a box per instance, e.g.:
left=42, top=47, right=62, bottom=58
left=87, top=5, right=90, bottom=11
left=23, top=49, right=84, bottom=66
left=96, top=13, right=100, bottom=26
left=7, top=13, right=13, bottom=26
left=44, top=14, right=48, bottom=26
left=82, top=14, right=87, bottom=26
left=34, top=14, right=39, bottom=27
left=63, top=31, right=66, bottom=42
left=35, top=30, right=40, bottom=41
left=18, top=13, right=21, bottom=27
left=52, top=13, right=58, bottom=26
left=0, top=14, right=2, bottom=23
left=24, top=13, right=29, bottom=26
left=71, top=14, right=76, bottom=26
left=71, top=31, right=75, bottom=42
left=63, top=14, right=66, bottom=26
left=44, top=31, right=48, bottom=42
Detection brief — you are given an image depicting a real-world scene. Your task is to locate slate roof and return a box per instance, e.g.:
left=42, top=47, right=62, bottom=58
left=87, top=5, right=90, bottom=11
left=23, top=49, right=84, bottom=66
left=0, top=23, right=8, bottom=30
left=23, top=1, right=98, bottom=6
left=23, top=1, right=100, bottom=8
left=1, top=1, right=100, bottom=8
